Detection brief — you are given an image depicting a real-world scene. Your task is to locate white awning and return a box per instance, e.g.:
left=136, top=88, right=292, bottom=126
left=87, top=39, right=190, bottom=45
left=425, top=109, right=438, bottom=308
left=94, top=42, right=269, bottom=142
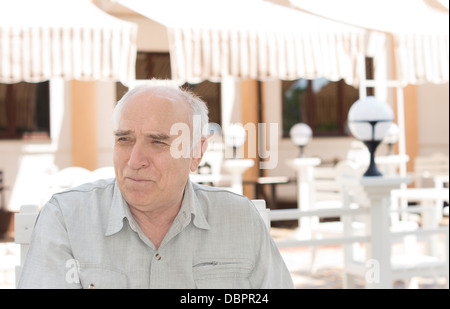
left=112, top=0, right=367, bottom=86
left=0, top=0, right=137, bottom=85
left=289, top=0, right=450, bottom=85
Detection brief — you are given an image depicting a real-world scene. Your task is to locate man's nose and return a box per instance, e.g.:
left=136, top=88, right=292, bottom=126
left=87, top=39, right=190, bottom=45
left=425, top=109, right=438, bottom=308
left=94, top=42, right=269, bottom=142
left=128, top=142, right=150, bottom=170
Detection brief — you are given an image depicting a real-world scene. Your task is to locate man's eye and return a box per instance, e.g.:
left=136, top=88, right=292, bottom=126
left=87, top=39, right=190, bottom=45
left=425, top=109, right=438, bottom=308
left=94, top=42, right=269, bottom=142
left=117, top=137, right=129, bottom=142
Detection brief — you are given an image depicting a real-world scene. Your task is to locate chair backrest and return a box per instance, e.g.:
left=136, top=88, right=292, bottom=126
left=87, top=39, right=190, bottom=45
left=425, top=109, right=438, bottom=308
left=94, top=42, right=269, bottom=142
left=252, top=199, right=270, bottom=229
left=414, top=153, right=449, bottom=187
left=51, top=167, right=94, bottom=188
left=313, top=166, right=342, bottom=203
left=91, top=167, right=116, bottom=180
left=14, top=204, right=39, bottom=287
left=313, top=160, right=365, bottom=206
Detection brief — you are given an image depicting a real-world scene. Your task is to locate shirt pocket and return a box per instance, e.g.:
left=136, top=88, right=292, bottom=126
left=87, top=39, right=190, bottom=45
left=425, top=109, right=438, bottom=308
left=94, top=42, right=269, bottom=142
left=79, top=264, right=127, bottom=289
left=192, top=258, right=253, bottom=289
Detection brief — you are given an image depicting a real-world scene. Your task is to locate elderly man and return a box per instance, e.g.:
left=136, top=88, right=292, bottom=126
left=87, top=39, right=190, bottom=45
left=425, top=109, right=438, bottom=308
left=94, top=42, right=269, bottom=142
left=18, top=84, right=293, bottom=289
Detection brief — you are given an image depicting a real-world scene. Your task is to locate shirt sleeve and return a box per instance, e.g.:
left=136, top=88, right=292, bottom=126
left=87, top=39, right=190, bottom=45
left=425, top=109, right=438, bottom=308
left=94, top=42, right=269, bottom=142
left=247, top=201, right=295, bottom=289
left=17, top=200, right=82, bottom=289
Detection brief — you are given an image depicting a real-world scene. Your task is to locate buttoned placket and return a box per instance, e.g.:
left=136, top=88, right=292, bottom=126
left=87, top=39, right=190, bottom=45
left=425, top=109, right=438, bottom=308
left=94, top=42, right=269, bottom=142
left=110, top=180, right=209, bottom=288
left=148, top=247, right=167, bottom=288
left=148, top=206, right=195, bottom=288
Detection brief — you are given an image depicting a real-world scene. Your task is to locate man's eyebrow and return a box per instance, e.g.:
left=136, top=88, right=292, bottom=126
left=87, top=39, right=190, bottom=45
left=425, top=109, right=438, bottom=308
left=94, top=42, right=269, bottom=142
left=113, top=130, right=171, bottom=141
left=146, top=133, right=171, bottom=140
left=114, top=130, right=133, bottom=136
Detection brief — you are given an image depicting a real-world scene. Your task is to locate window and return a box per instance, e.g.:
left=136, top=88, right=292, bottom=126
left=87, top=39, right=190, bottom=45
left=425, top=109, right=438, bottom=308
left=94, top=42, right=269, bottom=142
left=116, top=52, right=172, bottom=100
left=0, top=81, right=50, bottom=139
left=182, top=81, right=221, bottom=125
left=282, top=57, right=374, bottom=138
left=134, top=52, right=172, bottom=80
left=282, top=78, right=359, bottom=137
left=117, top=52, right=222, bottom=126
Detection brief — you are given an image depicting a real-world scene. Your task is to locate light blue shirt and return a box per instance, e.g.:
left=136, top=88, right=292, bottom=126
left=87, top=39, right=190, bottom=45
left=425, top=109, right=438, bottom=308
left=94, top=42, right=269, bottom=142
left=18, top=178, right=294, bottom=289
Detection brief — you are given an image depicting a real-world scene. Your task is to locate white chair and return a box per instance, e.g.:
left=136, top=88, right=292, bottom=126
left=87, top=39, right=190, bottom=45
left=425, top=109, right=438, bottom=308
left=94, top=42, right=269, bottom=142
left=91, top=167, right=116, bottom=180
left=51, top=167, right=94, bottom=188
left=413, top=153, right=449, bottom=188
left=14, top=204, right=40, bottom=287
left=344, top=223, right=449, bottom=289
left=190, top=141, right=232, bottom=189
left=309, top=160, right=425, bottom=273
left=340, top=179, right=449, bottom=289
left=308, top=161, right=367, bottom=271
left=252, top=199, right=270, bottom=229
left=45, top=166, right=116, bottom=202
left=391, top=186, right=449, bottom=262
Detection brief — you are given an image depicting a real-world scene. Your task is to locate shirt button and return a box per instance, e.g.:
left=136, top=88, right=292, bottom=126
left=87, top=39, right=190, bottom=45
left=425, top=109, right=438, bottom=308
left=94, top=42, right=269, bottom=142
left=155, top=253, right=161, bottom=260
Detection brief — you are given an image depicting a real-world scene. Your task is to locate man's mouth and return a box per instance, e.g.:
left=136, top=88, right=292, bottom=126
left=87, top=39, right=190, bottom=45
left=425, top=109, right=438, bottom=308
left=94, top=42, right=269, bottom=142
left=126, top=177, right=153, bottom=183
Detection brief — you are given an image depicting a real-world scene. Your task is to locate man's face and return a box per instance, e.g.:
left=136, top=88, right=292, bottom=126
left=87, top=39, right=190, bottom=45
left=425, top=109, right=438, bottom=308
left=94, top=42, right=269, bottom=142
left=113, top=91, right=199, bottom=212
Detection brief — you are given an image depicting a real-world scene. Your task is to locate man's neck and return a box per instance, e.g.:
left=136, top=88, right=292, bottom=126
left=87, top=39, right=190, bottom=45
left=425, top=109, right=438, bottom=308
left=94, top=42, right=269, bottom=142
left=129, top=199, right=182, bottom=249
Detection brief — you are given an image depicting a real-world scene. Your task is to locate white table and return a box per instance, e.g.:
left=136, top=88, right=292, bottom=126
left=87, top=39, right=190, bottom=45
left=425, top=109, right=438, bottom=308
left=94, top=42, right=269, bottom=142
left=339, top=176, right=450, bottom=288
left=391, top=187, right=449, bottom=257
left=339, top=176, right=412, bottom=288
left=391, top=187, right=449, bottom=227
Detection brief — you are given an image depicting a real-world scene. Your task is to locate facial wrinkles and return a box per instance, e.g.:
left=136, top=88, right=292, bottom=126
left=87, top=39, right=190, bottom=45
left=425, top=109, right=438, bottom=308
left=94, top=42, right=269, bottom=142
left=115, top=92, right=192, bottom=194
left=118, top=133, right=167, bottom=182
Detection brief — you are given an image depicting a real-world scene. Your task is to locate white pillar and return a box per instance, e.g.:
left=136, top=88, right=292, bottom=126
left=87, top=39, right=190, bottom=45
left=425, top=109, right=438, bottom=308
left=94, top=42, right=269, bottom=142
left=286, top=157, right=321, bottom=235
left=223, top=159, right=254, bottom=195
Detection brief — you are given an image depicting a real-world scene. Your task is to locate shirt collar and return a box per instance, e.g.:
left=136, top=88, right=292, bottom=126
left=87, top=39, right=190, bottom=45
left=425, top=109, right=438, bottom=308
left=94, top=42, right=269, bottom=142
left=105, top=179, right=210, bottom=237
left=183, top=179, right=210, bottom=230
left=105, top=181, right=129, bottom=236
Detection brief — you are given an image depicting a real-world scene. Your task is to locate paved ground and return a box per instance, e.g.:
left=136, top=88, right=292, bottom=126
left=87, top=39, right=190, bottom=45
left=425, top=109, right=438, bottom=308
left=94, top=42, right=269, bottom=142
left=0, top=241, right=17, bottom=289
left=273, top=226, right=448, bottom=289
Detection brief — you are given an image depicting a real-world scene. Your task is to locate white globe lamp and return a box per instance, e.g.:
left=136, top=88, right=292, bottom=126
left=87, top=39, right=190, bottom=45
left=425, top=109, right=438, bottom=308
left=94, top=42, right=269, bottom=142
left=224, top=123, right=247, bottom=159
left=289, top=123, right=313, bottom=157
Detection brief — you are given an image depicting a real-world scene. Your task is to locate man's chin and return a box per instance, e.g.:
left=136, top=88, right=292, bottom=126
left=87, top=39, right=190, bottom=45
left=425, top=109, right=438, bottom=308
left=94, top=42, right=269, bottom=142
left=124, top=195, right=157, bottom=211
left=121, top=184, right=157, bottom=205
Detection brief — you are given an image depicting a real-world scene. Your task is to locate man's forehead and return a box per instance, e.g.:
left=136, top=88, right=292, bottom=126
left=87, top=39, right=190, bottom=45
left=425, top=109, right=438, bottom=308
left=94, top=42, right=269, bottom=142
left=115, top=120, right=174, bottom=136
left=122, top=92, right=189, bottom=120
left=131, top=88, right=186, bottom=105
left=116, top=112, right=188, bottom=139
left=126, top=91, right=189, bottom=117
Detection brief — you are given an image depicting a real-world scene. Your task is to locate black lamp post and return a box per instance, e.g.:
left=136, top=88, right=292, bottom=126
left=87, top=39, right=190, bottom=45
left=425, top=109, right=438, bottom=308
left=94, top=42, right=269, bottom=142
left=353, top=120, right=392, bottom=176
left=383, top=123, right=400, bottom=156
left=348, top=97, right=394, bottom=177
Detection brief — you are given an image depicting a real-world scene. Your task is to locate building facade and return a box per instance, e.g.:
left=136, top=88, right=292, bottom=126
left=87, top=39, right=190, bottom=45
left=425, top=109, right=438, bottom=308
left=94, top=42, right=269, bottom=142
left=0, top=1, right=448, bottom=212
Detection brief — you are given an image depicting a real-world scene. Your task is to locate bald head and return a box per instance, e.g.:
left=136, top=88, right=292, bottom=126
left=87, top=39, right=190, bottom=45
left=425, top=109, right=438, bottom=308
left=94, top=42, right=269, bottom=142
left=113, top=84, right=209, bottom=133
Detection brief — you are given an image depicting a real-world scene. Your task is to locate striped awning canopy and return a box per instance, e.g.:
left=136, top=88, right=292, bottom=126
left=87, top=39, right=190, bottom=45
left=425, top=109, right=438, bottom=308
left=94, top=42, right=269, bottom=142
left=0, top=0, right=137, bottom=85
left=112, top=0, right=368, bottom=86
left=290, top=0, right=450, bottom=85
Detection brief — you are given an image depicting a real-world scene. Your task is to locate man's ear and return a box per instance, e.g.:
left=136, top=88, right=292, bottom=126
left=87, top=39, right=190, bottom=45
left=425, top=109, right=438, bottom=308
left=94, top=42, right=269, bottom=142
left=190, top=137, right=208, bottom=172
